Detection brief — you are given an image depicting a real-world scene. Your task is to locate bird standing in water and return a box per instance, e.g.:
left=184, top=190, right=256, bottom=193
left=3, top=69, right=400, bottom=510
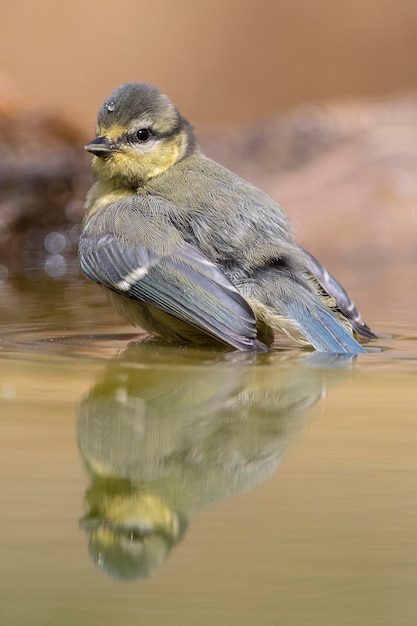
left=79, top=82, right=375, bottom=353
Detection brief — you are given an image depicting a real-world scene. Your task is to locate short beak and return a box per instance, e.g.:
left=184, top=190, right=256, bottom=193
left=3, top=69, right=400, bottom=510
left=84, top=136, right=113, bottom=156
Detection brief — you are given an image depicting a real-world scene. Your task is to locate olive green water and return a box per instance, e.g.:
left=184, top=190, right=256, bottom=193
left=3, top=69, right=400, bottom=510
left=1, top=272, right=416, bottom=626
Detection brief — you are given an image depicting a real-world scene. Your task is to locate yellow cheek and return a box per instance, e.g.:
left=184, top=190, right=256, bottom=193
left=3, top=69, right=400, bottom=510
left=92, top=135, right=186, bottom=185
left=140, top=140, right=183, bottom=178
left=92, top=151, right=140, bottom=185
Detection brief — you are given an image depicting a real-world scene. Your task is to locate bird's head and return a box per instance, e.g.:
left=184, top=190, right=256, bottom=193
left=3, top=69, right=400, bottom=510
left=85, top=82, right=196, bottom=188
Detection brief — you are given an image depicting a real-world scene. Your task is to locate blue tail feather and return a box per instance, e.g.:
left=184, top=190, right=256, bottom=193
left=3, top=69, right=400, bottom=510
left=287, top=302, right=367, bottom=354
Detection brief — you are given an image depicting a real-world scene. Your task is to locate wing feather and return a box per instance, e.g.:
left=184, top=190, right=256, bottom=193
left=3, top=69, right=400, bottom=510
left=79, top=202, right=266, bottom=352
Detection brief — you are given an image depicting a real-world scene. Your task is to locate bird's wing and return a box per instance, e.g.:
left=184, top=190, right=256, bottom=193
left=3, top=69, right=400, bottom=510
left=79, top=200, right=267, bottom=352
left=298, top=245, right=377, bottom=339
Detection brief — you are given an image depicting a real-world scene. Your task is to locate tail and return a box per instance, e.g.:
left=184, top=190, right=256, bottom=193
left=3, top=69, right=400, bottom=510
left=286, top=301, right=367, bottom=354
left=298, top=246, right=377, bottom=339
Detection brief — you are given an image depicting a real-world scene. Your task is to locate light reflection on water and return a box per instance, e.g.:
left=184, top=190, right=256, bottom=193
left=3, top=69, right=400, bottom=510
left=1, top=276, right=417, bottom=625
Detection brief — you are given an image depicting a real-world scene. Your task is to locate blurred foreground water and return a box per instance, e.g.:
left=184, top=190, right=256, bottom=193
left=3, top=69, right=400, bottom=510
left=0, top=270, right=416, bottom=626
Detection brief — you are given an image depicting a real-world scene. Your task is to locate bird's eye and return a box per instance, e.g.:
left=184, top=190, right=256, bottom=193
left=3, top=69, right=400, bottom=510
left=136, top=128, right=150, bottom=142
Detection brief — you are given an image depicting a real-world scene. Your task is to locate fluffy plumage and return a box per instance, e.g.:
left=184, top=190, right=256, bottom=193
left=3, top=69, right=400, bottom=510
left=80, top=82, right=376, bottom=353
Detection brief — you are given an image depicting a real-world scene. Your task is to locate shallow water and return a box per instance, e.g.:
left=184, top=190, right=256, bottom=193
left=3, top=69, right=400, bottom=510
left=1, top=273, right=416, bottom=626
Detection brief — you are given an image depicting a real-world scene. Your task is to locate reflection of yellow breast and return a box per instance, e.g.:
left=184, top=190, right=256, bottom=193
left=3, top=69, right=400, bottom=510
left=89, top=490, right=180, bottom=538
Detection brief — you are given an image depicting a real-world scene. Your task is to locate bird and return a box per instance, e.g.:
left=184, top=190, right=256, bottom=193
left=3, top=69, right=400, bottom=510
left=79, top=82, right=376, bottom=354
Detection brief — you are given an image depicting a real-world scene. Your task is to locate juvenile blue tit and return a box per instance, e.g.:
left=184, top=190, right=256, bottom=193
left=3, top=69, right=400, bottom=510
left=79, top=82, right=376, bottom=353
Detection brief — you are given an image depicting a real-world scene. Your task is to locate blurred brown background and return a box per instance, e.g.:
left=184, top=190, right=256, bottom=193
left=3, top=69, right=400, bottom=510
left=1, top=0, right=417, bottom=321
left=2, top=0, right=417, bottom=131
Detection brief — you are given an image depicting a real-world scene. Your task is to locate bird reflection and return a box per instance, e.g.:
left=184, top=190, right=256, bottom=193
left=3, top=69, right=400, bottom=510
left=77, top=344, right=351, bottom=580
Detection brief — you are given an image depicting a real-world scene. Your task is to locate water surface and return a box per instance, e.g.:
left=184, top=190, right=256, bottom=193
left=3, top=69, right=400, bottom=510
left=1, top=274, right=416, bottom=626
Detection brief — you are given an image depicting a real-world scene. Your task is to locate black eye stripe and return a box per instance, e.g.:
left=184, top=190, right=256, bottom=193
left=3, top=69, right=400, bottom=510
left=122, top=129, right=154, bottom=144
left=121, top=119, right=183, bottom=145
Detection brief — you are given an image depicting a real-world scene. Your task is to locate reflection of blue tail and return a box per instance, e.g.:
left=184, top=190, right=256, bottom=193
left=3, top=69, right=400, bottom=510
left=287, top=302, right=367, bottom=354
